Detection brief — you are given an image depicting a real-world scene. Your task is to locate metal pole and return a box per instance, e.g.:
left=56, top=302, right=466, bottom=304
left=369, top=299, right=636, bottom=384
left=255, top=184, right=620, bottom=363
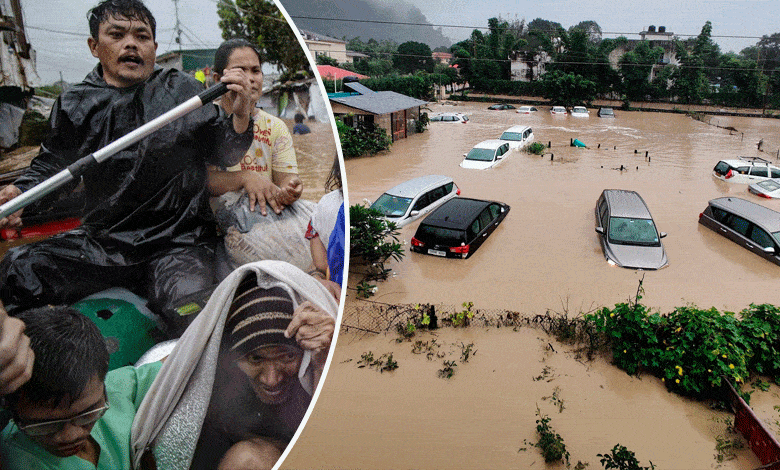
left=0, top=82, right=228, bottom=220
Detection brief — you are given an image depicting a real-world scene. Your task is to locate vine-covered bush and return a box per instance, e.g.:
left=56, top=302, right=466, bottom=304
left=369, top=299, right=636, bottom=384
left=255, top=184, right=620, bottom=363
left=586, top=290, right=780, bottom=399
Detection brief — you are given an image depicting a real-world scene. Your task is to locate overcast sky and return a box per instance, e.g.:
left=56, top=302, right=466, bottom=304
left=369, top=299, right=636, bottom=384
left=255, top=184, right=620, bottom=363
left=21, top=0, right=780, bottom=85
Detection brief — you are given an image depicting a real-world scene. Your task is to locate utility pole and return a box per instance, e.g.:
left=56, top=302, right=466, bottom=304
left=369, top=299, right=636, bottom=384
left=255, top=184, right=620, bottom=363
left=172, top=0, right=182, bottom=52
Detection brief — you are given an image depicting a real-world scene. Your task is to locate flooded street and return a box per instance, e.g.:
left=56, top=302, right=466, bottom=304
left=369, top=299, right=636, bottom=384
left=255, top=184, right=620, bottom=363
left=345, top=102, right=780, bottom=314
left=281, top=102, right=780, bottom=470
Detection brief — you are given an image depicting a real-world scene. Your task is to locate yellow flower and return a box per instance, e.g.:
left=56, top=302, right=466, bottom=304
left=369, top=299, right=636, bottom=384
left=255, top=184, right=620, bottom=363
left=609, top=313, right=615, bottom=318
left=729, top=364, right=735, bottom=369
left=707, top=369, right=712, bottom=373
left=722, top=354, right=727, bottom=359
left=675, top=379, right=680, bottom=384
left=623, top=349, right=627, bottom=353
left=661, top=378, right=665, bottom=382
left=674, top=327, right=682, bottom=333
left=678, top=369, right=684, bottom=376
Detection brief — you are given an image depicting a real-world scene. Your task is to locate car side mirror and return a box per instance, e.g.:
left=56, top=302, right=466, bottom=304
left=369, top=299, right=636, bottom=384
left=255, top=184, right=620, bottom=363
left=410, top=210, right=420, bottom=217
left=659, top=232, right=667, bottom=238
left=763, top=246, right=775, bottom=254
left=595, top=227, right=604, bottom=234
left=462, top=153, right=467, bottom=157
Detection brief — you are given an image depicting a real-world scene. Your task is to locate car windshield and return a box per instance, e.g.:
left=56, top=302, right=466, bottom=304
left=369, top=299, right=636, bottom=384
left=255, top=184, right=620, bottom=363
left=601, top=109, right=613, bottom=115
left=608, top=217, right=660, bottom=246
left=553, top=107, right=565, bottom=112
left=758, top=180, right=780, bottom=191
left=573, top=107, right=586, bottom=113
left=500, top=132, right=523, bottom=141
left=371, top=194, right=413, bottom=217
left=773, top=231, right=780, bottom=246
left=465, top=148, right=496, bottom=161
left=417, top=225, right=465, bottom=245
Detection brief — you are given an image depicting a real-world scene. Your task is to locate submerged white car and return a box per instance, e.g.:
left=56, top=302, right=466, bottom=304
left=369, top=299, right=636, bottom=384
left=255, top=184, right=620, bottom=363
left=498, top=125, right=534, bottom=150
left=370, top=175, right=460, bottom=228
left=571, top=106, right=590, bottom=117
left=550, top=106, right=567, bottom=115
left=516, top=106, right=538, bottom=114
left=460, top=140, right=511, bottom=170
left=713, top=157, right=780, bottom=184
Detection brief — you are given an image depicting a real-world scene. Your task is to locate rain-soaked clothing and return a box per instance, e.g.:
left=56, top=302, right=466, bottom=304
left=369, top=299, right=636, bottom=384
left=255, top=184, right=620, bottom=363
left=0, top=65, right=253, bottom=334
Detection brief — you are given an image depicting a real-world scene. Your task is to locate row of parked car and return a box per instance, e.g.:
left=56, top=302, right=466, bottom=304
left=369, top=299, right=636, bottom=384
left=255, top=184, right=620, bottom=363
left=486, top=103, right=616, bottom=117
left=367, top=155, right=780, bottom=267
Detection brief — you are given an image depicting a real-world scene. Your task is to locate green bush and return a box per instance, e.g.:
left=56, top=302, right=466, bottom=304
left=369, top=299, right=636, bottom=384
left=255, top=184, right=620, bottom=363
left=585, top=288, right=780, bottom=398
left=598, top=444, right=655, bottom=470
left=336, top=119, right=391, bottom=159
left=527, top=142, right=546, bottom=155
left=349, top=204, right=404, bottom=296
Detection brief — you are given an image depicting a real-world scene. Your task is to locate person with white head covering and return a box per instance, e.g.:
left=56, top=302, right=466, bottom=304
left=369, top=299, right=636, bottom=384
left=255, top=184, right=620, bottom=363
left=129, top=260, right=337, bottom=470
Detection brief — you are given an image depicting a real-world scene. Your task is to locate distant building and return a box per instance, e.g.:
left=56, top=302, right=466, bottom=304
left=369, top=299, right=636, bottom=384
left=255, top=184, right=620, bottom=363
left=608, top=25, right=679, bottom=80
left=299, top=29, right=349, bottom=63
left=509, top=25, right=678, bottom=83
left=329, top=82, right=427, bottom=142
left=432, top=52, right=453, bottom=64
left=510, top=50, right=552, bottom=82
left=156, top=48, right=216, bottom=73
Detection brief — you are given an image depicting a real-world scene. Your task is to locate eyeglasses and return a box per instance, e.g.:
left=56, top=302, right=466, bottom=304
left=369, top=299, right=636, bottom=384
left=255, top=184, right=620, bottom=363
left=16, top=400, right=110, bottom=437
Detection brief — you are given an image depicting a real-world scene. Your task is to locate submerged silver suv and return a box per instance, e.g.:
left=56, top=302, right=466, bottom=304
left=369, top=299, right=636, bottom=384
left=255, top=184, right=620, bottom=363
left=595, top=189, right=668, bottom=269
left=698, top=197, right=780, bottom=266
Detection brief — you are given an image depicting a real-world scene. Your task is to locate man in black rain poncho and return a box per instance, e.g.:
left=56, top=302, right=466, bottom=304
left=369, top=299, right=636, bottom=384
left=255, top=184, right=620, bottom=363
left=0, top=0, right=254, bottom=336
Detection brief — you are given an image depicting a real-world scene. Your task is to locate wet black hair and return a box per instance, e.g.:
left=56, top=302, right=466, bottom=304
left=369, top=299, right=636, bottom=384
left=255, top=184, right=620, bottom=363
left=294, top=113, right=305, bottom=123
left=7, top=306, right=110, bottom=410
left=213, top=38, right=264, bottom=76
left=325, top=155, right=342, bottom=191
left=88, top=0, right=157, bottom=40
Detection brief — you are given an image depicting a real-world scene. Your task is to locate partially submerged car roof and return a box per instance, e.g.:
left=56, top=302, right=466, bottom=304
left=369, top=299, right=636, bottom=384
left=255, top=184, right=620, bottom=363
left=472, top=139, right=506, bottom=150
left=708, top=197, right=780, bottom=232
left=603, top=189, right=653, bottom=219
left=385, top=175, right=453, bottom=198
left=503, top=125, right=532, bottom=134
left=422, top=198, right=494, bottom=230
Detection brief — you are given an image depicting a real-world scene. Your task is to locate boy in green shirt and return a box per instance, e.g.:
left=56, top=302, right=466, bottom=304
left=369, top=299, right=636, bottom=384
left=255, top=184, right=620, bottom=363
left=0, top=305, right=161, bottom=469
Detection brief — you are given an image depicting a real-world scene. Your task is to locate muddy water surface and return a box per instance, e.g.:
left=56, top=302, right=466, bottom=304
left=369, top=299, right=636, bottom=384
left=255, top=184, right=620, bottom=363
left=282, top=103, right=780, bottom=469
left=286, top=328, right=773, bottom=470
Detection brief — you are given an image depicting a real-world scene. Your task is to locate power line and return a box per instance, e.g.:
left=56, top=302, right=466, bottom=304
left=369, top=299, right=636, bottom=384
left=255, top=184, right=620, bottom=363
left=289, top=15, right=769, bottom=41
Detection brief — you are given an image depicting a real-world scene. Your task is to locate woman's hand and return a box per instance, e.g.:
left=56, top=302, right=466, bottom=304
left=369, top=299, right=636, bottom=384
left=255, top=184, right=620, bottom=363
left=285, top=301, right=334, bottom=368
left=276, top=177, right=303, bottom=206
left=219, top=68, right=253, bottom=133
left=241, top=172, right=283, bottom=216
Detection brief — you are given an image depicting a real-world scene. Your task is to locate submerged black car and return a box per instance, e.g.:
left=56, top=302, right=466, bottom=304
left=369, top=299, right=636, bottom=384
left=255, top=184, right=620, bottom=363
left=410, top=197, right=510, bottom=259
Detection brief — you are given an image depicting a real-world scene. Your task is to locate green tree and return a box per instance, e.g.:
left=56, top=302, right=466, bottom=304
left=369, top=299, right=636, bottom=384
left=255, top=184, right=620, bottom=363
left=671, top=22, right=717, bottom=103
left=217, top=0, right=309, bottom=74
left=541, top=70, right=596, bottom=106
left=316, top=55, right=338, bottom=67
left=619, top=41, right=664, bottom=101
left=393, top=41, right=434, bottom=74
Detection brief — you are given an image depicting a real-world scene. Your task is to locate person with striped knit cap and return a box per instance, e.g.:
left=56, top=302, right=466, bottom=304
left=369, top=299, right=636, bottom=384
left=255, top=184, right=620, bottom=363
left=130, top=261, right=337, bottom=470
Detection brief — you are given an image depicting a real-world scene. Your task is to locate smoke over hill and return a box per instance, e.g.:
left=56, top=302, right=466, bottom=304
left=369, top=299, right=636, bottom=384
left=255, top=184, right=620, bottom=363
left=279, top=0, right=451, bottom=47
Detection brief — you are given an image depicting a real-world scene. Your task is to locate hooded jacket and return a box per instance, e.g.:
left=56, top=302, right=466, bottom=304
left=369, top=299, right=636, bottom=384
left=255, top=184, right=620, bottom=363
left=13, top=65, right=253, bottom=261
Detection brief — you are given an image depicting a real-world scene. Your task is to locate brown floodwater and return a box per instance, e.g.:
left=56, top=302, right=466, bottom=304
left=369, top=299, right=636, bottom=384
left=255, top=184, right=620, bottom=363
left=344, top=102, right=780, bottom=313
left=281, top=103, right=780, bottom=470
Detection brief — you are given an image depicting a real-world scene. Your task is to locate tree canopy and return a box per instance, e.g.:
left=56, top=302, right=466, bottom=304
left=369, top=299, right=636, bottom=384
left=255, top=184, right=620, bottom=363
left=217, top=0, right=309, bottom=74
